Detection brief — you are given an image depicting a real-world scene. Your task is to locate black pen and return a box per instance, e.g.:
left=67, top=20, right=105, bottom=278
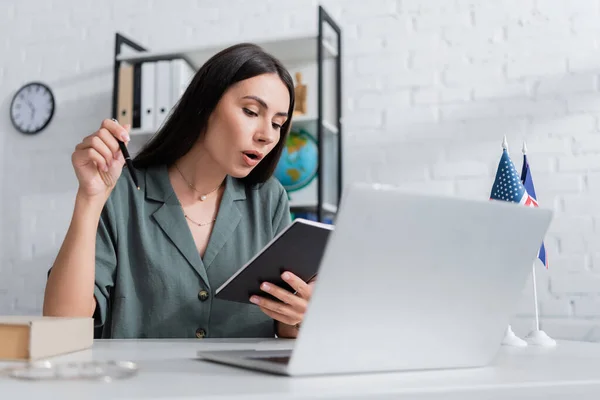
left=111, top=118, right=140, bottom=190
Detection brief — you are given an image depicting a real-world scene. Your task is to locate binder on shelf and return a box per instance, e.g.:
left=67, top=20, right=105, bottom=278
left=118, top=58, right=194, bottom=135
left=132, top=63, right=142, bottom=128
left=140, top=61, right=156, bottom=132
left=170, top=58, right=194, bottom=108
left=154, top=60, right=172, bottom=129
left=116, top=63, right=133, bottom=126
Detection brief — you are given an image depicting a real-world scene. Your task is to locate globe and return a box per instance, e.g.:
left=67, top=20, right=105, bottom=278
left=274, top=129, right=318, bottom=192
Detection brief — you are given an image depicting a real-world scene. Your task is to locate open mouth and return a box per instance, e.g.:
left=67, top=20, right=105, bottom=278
left=243, top=151, right=263, bottom=160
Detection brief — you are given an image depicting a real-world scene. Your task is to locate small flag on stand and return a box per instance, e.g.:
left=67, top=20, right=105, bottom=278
left=520, top=142, right=548, bottom=269
left=492, top=137, right=536, bottom=348
left=490, top=138, right=537, bottom=207
left=493, top=137, right=555, bottom=347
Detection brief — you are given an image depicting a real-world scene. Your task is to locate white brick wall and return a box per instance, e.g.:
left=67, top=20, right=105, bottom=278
left=2, top=0, right=600, bottom=341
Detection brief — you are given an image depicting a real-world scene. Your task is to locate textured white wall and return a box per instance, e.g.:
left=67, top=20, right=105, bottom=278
left=1, top=0, right=600, bottom=341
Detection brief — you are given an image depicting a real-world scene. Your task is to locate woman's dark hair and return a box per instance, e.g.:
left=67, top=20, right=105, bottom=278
left=133, top=43, right=295, bottom=185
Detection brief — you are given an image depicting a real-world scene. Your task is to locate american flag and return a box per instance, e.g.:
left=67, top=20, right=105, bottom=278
left=490, top=148, right=538, bottom=207
left=520, top=151, right=549, bottom=269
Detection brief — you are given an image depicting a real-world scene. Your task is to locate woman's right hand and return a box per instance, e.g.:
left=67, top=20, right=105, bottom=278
left=71, top=119, right=131, bottom=200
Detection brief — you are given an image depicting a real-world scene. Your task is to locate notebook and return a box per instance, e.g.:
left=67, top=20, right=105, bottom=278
left=215, top=218, right=333, bottom=304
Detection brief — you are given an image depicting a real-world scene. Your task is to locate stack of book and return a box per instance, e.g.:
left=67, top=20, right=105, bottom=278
left=0, top=316, right=93, bottom=361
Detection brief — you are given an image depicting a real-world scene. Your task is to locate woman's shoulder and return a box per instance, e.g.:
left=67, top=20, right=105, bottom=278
left=246, top=176, right=287, bottom=204
left=244, top=176, right=291, bottom=231
left=104, top=164, right=161, bottom=213
left=109, top=167, right=146, bottom=202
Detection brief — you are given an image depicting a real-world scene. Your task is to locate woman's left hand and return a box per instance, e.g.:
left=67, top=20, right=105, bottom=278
left=250, top=271, right=315, bottom=336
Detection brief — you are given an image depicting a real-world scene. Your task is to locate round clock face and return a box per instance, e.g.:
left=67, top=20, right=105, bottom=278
left=10, top=82, right=55, bottom=134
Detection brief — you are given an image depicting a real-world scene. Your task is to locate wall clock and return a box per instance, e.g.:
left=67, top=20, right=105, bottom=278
left=10, top=81, right=55, bottom=135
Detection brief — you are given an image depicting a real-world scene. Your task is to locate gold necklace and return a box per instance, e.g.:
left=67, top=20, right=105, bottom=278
left=174, top=163, right=223, bottom=201
left=184, top=213, right=216, bottom=227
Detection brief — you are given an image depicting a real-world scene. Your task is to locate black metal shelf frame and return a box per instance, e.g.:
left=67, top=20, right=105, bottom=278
left=316, top=5, right=342, bottom=223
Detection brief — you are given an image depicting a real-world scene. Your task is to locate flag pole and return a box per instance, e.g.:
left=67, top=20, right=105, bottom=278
left=524, top=141, right=541, bottom=332
left=521, top=140, right=556, bottom=347
left=531, top=262, right=540, bottom=331
left=525, top=258, right=556, bottom=347
left=500, top=136, right=528, bottom=347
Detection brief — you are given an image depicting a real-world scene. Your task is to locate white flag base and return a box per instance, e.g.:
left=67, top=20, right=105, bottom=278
left=501, top=325, right=528, bottom=347
left=526, top=330, right=557, bottom=347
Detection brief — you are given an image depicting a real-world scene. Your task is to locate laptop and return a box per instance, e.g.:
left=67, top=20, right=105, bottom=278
left=197, top=182, right=553, bottom=376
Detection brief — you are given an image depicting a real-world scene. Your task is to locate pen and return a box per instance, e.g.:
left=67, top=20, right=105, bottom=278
left=111, top=118, right=140, bottom=190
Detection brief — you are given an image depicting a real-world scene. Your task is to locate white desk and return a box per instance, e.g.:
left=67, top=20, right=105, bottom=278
left=2, top=339, right=600, bottom=399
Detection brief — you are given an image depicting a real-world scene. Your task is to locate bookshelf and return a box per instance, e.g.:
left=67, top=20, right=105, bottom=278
left=111, top=6, right=342, bottom=223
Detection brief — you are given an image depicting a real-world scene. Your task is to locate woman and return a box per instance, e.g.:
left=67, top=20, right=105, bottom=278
left=43, top=43, right=313, bottom=339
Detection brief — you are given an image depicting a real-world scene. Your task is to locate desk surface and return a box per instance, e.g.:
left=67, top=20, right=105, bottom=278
left=2, top=339, right=600, bottom=399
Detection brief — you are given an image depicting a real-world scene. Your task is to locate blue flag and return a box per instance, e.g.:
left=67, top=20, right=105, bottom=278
left=490, top=148, right=537, bottom=207
left=520, top=152, right=548, bottom=269
left=490, top=148, right=547, bottom=266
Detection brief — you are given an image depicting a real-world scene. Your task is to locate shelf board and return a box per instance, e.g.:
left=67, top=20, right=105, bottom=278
left=117, top=35, right=338, bottom=68
left=129, top=127, right=155, bottom=136
left=292, top=115, right=339, bottom=136
left=290, top=202, right=338, bottom=214
left=129, top=116, right=338, bottom=137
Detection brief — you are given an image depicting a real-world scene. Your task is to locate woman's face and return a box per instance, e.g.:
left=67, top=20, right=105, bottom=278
left=202, top=73, right=290, bottom=178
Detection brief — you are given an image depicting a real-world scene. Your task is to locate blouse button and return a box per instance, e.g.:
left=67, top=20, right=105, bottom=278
left=198, top=290, right=209, bottom=302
